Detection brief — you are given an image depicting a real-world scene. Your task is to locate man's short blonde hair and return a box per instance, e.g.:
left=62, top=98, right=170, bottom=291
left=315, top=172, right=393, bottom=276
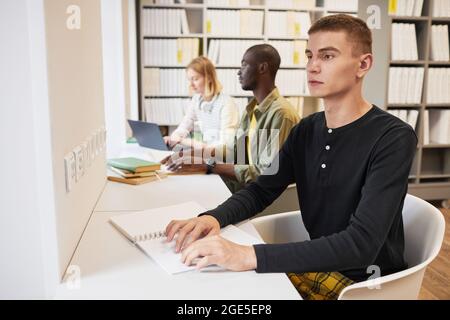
left=308, top=14, right=373, bottom=56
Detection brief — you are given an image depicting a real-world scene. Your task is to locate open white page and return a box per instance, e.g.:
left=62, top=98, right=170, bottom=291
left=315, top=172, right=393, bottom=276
left=110, top=201, right=263, bottom=274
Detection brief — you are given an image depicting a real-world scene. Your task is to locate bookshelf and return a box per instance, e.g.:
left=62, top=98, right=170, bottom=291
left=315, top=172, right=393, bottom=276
left=137, top=0, right=358, bottom=132
left=360, top=0, right=450, bottom=201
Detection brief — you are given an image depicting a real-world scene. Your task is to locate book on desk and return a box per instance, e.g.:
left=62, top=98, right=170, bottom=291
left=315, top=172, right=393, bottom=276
left=107, top=157, right=167, bottom=185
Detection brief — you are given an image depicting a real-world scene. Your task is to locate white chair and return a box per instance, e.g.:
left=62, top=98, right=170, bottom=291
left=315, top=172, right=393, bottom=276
left=250, top=194, right=446, bottom=300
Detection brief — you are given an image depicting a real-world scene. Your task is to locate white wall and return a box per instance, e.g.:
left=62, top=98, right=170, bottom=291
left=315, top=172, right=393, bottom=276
left=0, top=0, right=59, bottom=299
left=44, top=0, right=107, bottom=281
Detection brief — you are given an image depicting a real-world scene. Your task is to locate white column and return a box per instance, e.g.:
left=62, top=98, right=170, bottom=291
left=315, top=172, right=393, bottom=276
left=0, top=0, right=59, bottom=299
left=101, top=0, right=127, bottom=158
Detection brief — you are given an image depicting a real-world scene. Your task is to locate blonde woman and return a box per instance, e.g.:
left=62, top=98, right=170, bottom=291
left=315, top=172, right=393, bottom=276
left=163, top=56, right=239, bottom=150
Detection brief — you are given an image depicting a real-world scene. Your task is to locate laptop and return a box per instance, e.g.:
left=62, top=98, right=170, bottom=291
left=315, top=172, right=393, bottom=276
left=127, top=120, right=169, bottom=151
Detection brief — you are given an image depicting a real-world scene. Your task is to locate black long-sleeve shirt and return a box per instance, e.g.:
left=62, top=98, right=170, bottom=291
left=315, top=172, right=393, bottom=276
left=201, top=105, right=418, bottom=282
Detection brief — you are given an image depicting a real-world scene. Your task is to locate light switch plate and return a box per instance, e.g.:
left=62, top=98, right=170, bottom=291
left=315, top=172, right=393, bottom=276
left=64, top=152, right=76, bottom=192
left=73, top=145, right=84, bottom=181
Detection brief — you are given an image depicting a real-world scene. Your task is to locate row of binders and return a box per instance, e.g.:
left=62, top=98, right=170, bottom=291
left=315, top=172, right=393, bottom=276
left=389, top=0, right=424, bottom=16
left=323, top=0, right=358, bottom=12
left=391, top=23, right=418, bottom=61
left=388, top=67, right=424, bottom=105
left=388, top=109, right=450, bottom=145
left=146, top=0, right=352, bottom=11
left=144, top=98, right=190, bottom=126
left=143, top=39, right=199, bottom=66
left=430, top=25, right=450, bottom=62
left=215, top=69, right=248, bottom=96
left=206, top=0, right=252, bottom=6
left=143, top=68, right=190, bottom=96
left=387, top=109, right=450, bottom=145
left=206, top=10, right=264, bottom=37
left=205, top=10, right=312, bottom=38
left=432, top=0, right=450, bottom=17
left=145, top=0, right=187, bottom=4
left=427, top=68, right=450, bottom=104
left=142, top=9, right=189, bottom=36
left=277, top=69, right=309, bottom=96
left=207, top=39, right=308, bottom=67
left=207, top=40, right=260, bottom=66
left=265, top=11, right=311, bottom=38
left=265, top=0, right=315, bottom=9
left=424, top=110, right=450, bottom=144
left=271, top=40, right=308, bottom=67
left=387, top=109, right=419, bottom=131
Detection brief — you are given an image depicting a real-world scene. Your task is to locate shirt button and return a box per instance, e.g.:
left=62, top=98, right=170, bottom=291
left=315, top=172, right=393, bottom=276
left=325, top=145, right=330, bottom=150
left=321, top=163, right=326, bottom=169
left=328, top=129, right=333, bottom=133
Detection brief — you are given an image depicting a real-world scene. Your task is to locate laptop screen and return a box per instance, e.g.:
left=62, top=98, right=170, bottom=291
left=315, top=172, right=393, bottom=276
left=127, top=120, right=168, bottom=151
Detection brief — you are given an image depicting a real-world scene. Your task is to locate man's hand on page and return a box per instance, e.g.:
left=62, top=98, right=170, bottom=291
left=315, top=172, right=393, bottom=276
left=181, top=236, right=257, bottom=272
left=165, top=215, right=220, bottom=252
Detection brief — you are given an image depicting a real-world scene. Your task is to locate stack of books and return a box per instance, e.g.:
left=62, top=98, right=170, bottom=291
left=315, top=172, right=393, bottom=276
left=107, top=157, right=167, bottom=185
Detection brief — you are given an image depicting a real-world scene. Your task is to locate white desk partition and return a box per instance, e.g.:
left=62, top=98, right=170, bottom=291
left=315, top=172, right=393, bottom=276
left=55, top=174, right=301, bottom=299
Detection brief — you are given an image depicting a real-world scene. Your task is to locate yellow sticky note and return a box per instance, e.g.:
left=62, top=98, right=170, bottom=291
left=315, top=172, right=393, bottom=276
left=293, top=51, right=300, bottom=65
left=294, top=23, right=301, bottom=36
left=388, top=0, right=397, bottom=15
left=177, top=50, right=183, bottom=64
left=206, top=20, right=211, bottom=34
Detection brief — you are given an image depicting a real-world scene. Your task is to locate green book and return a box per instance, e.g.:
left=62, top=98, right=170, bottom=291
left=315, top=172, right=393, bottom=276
left=107, top=157, right=161, bottom=173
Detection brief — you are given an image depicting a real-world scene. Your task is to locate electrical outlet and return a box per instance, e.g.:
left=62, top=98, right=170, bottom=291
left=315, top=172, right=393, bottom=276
left=73, top=145, right=84, bottom=181
left=64, top=152, right=76, bottom=192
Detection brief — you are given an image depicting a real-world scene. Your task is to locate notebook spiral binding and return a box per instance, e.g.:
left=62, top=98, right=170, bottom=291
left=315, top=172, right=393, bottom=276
left=132, top=230, right=166, bottom=244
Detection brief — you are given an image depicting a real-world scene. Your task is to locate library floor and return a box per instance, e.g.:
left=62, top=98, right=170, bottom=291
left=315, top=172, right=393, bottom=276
left=418, top=205, right=450, bottom=300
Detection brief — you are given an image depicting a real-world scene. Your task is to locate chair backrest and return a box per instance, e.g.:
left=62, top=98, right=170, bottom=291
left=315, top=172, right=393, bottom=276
left=339, top=194, right=445, bottom=300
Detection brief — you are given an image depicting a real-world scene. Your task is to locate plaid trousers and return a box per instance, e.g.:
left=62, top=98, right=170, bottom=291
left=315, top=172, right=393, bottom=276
left=287, top=271, right=354, bottom=300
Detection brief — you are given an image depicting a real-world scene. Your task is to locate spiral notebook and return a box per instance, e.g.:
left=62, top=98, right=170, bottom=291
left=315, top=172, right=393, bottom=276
left=109, top=201, right=262, bottom=274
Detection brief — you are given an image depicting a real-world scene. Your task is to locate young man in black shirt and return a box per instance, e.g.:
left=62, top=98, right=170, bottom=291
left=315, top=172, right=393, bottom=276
left=165, top=15, right=418, bottom=299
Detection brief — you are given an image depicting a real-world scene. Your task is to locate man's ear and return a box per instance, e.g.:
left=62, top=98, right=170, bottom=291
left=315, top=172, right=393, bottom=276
left=259, top=62, right=269, bottom=74
left=357, top=53, right=373, bottom=78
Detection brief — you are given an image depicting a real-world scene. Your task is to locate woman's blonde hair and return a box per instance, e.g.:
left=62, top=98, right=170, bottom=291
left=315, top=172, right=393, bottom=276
left=187, top=56, right=222, bottom=101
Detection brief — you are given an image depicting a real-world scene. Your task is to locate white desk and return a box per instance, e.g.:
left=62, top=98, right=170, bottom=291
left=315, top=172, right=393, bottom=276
left=94, top=174, right=233, bottom=212
left=55, top=174, right=301, bottom=299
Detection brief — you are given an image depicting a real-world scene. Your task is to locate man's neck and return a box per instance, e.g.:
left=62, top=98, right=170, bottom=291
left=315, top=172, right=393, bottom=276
left=323, top=90, right=372, bottom=129
left=253, top=82, right=275, bottom=105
